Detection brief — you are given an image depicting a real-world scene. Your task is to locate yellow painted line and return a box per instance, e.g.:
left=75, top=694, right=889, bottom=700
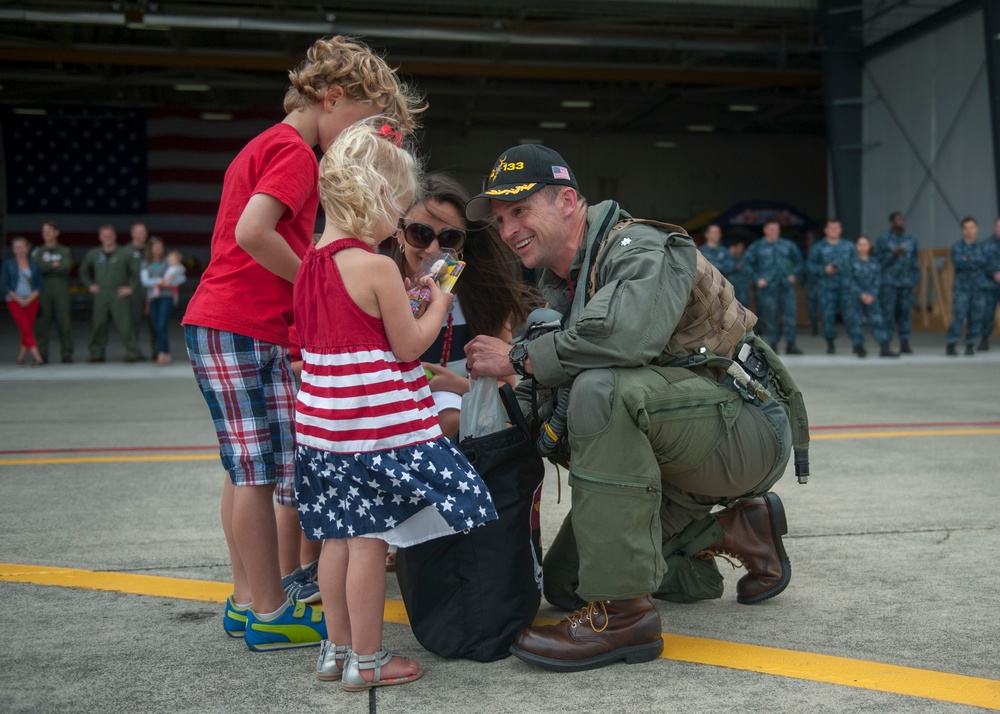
left=3, top=428, right=998, bottom=467
left=812, top=428, right=1000, bottom=440
left=0, top=454, right=220, bottom=466
left=2, top=563, right=997, bottom=709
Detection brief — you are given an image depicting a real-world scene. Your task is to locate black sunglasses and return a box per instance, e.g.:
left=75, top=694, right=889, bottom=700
left=398, top=220, right=466, bottom=250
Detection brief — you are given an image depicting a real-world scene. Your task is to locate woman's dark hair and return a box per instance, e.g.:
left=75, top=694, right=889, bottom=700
left=143, top=236, right=165, bottom=264
left=394, top=172, right=539, bottom=339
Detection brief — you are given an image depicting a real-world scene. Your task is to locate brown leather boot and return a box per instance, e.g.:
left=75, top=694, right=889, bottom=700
left=696, top=492, right=791, bottom=604
left=509, top=595, right=663, bottom=672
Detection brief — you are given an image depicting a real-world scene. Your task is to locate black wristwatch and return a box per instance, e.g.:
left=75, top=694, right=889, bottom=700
left=509, top=343, right=530, bottom=377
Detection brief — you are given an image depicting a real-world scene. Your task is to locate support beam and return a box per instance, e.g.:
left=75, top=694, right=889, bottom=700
left=819, top=0, right=863, bottom=239
left=984, top=0, right=1000, bottom=216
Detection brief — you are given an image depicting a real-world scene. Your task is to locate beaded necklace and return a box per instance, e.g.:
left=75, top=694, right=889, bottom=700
left=439, top=308, right=454, bottom=366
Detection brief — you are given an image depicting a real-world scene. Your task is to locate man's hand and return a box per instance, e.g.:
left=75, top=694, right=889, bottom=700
left=757, top=278, right=768, bottom=288
left=824, top=264, right=837, bottom=275
left=993, top=271, right=1000, bottom=284
left=860, top=292, right=874, bottom=305
left=787, top=275, right=797, bottom=284
left=465, top=335, right=518, bottom=379
left=892, top=245, right=906, bottom=257
left=89, top=284, right=100, bottom=295
left=117, top=286, right=133, bottom=298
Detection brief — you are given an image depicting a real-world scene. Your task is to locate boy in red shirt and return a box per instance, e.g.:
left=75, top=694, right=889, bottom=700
left=183, top=35, right=423, bottom=651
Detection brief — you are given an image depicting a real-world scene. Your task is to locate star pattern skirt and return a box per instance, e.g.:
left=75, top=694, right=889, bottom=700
left=294, top=437, right=498, bottom=548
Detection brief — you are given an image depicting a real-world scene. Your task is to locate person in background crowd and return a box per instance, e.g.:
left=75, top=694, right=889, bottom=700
left=874, top=211, right=920, bottom=354
left=698, top=223, right=735, bottom=276
left=852, top=235, right=899, bottom=358
left=744, top=219, right=805, bottom=354
left=140, top=237, right=187, bottom=365
left=31, top=219, right=75, bottom=363
left=2, top=236, right=45, bottom=366
left=728, top=238, right=752, bottom=308
left=127, top=221, right=152, bottom=359
left=806, top=219, right=864, bottom=356
left=977, top=217, right=1000, bottom=351
left=945, top=217, right=986, bottom=357
left=79, top=224, right=140, bottom=363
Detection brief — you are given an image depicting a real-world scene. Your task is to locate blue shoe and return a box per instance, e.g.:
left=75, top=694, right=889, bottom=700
left=245, top=600, right=326, bottom=651
left=282, top=561, right=321, bottom=604
left=223, top=596, right=249, bottom=638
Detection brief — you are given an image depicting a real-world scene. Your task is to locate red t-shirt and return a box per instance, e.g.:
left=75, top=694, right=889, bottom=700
left=183, top=123, right=319, bottom=346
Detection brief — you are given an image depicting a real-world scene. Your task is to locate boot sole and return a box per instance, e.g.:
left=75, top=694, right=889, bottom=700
left=738, top=492, right=791, bottom=605
left=509, top=638, right=664, bottom=673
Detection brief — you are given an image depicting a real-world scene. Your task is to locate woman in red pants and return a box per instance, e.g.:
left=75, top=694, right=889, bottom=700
left=2, top=236, right=45, bottom=366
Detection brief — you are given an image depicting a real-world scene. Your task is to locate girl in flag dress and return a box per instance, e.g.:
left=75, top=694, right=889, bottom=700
left=293, top=119, right=497, bottom=692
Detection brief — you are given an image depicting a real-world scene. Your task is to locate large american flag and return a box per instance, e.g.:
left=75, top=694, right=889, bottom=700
left=2, top=106, right=281, bottom=252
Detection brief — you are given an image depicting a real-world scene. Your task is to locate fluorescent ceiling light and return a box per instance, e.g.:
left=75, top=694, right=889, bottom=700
left=174, top=83, right=210, bottom=92
left=13, top=107, right=47, bottom=115
left=728, top=104, right=759, bottom=112
left=654, top=140, right=678, bottom=148
left=560, top=100, right=592, bottom=109
left=686, top=124, right=714, bottom=132
left=201, top=112, right=233, bottom=121
left=539, top=121, right=567, bottom=129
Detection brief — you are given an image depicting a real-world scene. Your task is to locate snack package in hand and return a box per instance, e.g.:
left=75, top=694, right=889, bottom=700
left=407, top=249, right=466, bottom=317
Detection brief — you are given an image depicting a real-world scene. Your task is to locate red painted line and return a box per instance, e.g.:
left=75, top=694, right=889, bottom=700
left=0, top=445, right=217, bottom=456
left=810, top=420, right=1000, bottom=431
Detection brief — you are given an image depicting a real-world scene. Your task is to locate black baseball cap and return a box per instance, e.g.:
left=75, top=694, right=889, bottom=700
left=466, top=144, right=578, bottom=222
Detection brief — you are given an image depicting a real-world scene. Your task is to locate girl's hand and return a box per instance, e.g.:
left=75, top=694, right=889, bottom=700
left=422, top=362, right=469, bottom=395
left=422, top=275, right=454, bottom=310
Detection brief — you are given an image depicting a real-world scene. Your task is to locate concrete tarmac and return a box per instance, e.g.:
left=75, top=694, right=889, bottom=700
left=1, top=315, right=998, bottom=713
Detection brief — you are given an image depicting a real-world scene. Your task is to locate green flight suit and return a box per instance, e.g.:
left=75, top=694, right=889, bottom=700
left=126, top=244, right=154, bottom=356
left=31, top=243, right=74, bottom=361
left=79, top=246, right=139, bottom=360
left=524, top=201, right=792, bottom=604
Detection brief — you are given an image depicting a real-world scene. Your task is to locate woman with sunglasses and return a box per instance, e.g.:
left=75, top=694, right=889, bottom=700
left=392, top=173, right=537, bottom=439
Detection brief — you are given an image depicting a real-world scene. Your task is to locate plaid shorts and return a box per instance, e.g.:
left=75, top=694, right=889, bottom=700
left=185, top=325, right=296, bottom=504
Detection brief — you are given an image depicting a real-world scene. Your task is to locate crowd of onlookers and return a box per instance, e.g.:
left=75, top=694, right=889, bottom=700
left=2, top=220, right=186, bottom=365
left=698, top=211, right=1000, bottom=357
left=5, top=211, right=1000, bottom=366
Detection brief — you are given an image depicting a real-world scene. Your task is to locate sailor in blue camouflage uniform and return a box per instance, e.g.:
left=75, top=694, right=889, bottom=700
left=806, top=219, right=864, bottom=355
left=874, top=211, right=920, bottom=354
left=977, top=217, right=1000, bottom=351
left=945, top=217, right=987, bottom=356
left=728, top=239, right=752, bottom=308
left=852, top=235, right=899, bottom=357
left=744, top=219, right=804, bottom=354
left=698, top=223, right=735, bottom=277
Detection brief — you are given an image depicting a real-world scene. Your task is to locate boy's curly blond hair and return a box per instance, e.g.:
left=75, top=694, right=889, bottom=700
left=284, top=35, right=425, bottom=133
left=319, top=118, right=423, bottom=248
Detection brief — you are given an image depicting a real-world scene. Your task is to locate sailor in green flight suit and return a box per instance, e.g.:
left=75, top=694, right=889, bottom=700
left=31, top=219, right=75, bottom=363
left=79, top=224, right=140, bottom=363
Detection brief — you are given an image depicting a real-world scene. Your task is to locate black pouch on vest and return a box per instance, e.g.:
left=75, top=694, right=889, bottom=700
left=395, top=386, right=544, bottom=661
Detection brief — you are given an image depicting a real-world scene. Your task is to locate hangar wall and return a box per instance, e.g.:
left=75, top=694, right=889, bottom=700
left=861, top=7, right=996, bottom=248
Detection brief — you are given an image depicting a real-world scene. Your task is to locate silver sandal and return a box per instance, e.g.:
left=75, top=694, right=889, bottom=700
left=316, top=641, right=352, bottom=681
left=340, top=647, right=424, bottom=692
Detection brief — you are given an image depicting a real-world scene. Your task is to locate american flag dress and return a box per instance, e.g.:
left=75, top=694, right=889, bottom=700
left=293, top=238, right=497, bottom=547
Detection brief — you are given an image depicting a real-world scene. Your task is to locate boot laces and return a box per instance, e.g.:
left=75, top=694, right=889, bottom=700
left=698, top=549, right=751, bottom=573
left=565, top=601, right=609, bottom=632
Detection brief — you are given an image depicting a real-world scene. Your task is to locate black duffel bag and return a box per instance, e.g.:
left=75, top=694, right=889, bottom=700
left=395, top=387, right=544, bottom=662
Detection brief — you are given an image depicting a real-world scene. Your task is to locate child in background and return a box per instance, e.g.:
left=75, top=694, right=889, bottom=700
left=162, top=250, right=187, bottom=305
left=182, top=35, right=423, bottom=652
left=293, top=120, right=497, bottom=691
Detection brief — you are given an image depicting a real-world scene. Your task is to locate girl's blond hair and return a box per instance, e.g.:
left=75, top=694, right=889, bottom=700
left=319, top=119, right=422, bottom=248
left=284, top=35, right=425, bottom=133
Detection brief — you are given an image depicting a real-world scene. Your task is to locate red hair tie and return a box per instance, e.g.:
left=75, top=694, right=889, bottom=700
left=378, top=123, right=403, bottom=148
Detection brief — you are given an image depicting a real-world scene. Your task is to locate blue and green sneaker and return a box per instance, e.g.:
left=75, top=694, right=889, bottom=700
left=245, top=599, right=326, bottom=651
left=223, top=596, right=249, bottom=638
left=281, top=560, right=321, bottom=604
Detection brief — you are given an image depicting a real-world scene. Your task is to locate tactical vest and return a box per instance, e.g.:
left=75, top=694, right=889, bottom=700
left=591, top=218, right=757, bottom=360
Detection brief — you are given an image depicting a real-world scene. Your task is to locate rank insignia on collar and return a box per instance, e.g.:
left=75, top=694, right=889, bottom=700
left=620, top=237, right=633, bottom=246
